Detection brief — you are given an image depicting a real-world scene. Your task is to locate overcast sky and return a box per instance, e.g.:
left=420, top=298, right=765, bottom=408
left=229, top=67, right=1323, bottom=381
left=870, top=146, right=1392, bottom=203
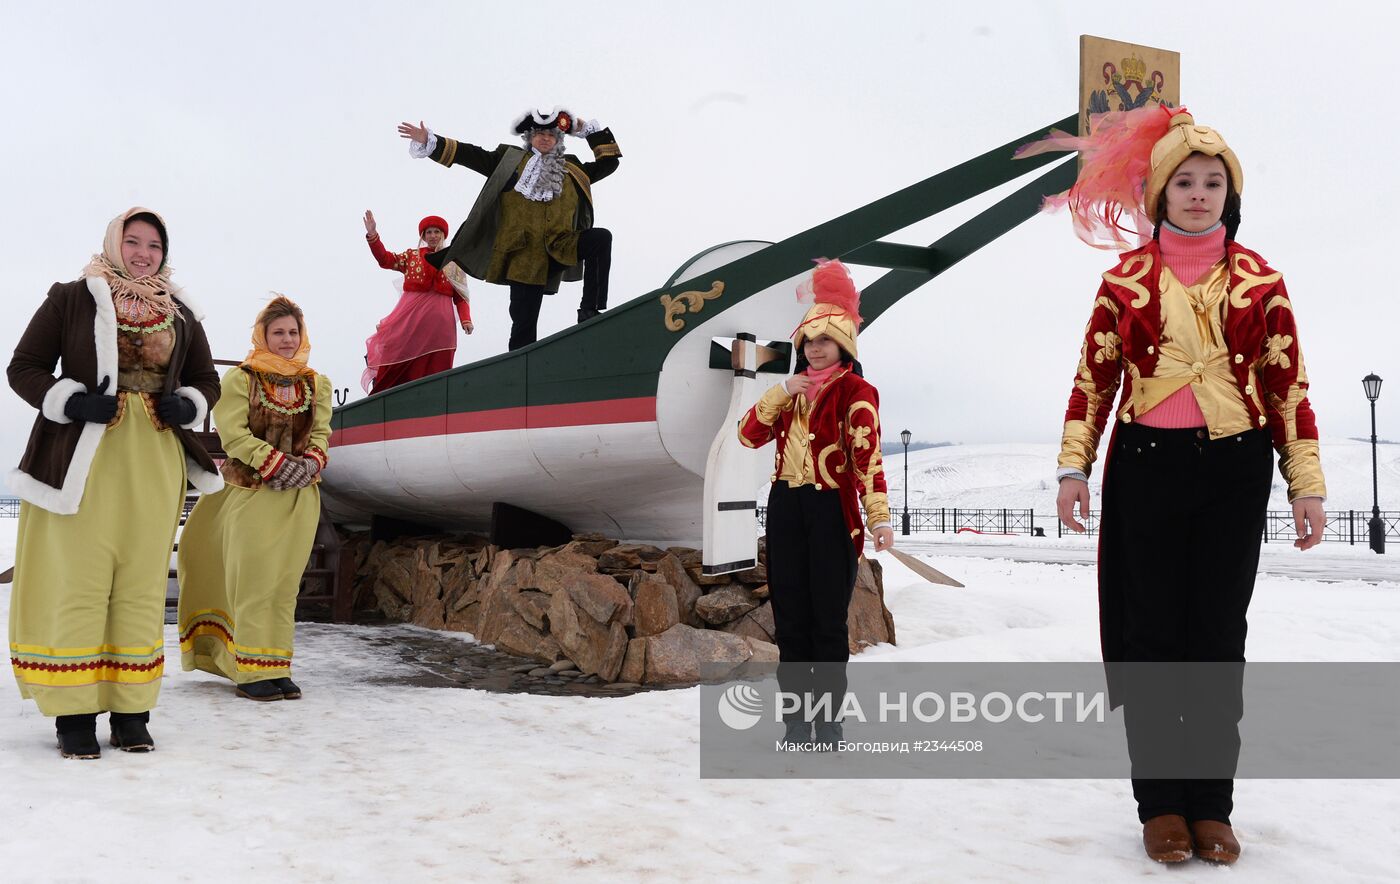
left=3, top=1, right=1396, bottom=487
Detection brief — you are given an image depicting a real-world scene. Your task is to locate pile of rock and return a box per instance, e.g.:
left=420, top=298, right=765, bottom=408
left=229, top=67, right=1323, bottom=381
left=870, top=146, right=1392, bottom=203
left=348, top=533, right=895, bottom=686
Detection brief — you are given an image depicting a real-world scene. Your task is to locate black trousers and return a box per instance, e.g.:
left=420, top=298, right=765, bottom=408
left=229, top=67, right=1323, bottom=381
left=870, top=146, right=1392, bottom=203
left=506, top=228, right=612, bottom=351
left=1104, top=423, right=1273, bottom=824
left=576, top=227, right=611, bottom=313
left=765, top=481, right=859, bottom=723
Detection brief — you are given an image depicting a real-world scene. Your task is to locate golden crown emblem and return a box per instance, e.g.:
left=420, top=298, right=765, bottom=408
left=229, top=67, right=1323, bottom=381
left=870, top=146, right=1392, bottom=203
left=1121, top=55, right=1147, bottom=83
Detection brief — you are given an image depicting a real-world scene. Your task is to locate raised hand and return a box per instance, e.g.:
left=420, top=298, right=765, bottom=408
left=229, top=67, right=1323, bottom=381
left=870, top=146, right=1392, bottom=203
left=397, top=120, right=429, bottom=145
left=363, top=210, right=377, bottom=237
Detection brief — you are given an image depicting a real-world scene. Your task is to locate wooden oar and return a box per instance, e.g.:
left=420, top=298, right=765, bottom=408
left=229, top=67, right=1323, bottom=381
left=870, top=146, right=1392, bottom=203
left=885, top=547, right=965, bottom=587
left=0, top=567, right=12, bottom=584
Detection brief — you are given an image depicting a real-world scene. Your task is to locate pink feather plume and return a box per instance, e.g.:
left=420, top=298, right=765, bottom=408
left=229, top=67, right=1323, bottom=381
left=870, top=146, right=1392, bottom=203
left=795, top=258, right=862, bottom=327
left=1016, top=104, right=1188, bottom=250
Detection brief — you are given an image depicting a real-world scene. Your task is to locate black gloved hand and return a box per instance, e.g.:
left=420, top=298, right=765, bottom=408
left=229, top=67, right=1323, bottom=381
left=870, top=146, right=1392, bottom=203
left=156, top=393, right=198, bottom=427
left=63, top=377, right=119, bottom=424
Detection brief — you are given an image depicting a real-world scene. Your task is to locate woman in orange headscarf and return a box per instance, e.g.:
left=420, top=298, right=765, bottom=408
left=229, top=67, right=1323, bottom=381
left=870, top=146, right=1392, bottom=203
left=177, top=296, right=332, bottom=701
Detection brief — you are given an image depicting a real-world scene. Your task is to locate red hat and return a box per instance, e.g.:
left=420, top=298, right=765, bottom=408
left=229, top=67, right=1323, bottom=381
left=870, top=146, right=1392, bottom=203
left=419, top=216, right=449, bottom=237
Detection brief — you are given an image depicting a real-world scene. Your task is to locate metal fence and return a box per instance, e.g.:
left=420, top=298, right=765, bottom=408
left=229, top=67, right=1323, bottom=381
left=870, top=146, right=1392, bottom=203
left=0, top=496, right=199, bottom=520
left=755, top=505, right=1400, bottom=545
left=1262, top=509, right=1400, bottom=545
left=4, top=496, right=1397, bottom=546
left=756, top=507, right=1044, bottom=536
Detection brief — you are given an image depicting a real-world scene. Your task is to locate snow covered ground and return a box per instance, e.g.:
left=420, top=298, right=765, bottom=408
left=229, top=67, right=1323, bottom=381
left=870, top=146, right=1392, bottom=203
left=2, top=518, right=1398, bottom=882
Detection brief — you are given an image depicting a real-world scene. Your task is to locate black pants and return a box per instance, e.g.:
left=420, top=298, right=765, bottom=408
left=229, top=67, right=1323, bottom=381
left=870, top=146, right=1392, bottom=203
left=1105, top=424, right=1273, bottom=824
left=506, top=228, right=612, bottom=351
left=765, top=481, right=859, bottom=723
left=576, top=227, right=611, bottom=313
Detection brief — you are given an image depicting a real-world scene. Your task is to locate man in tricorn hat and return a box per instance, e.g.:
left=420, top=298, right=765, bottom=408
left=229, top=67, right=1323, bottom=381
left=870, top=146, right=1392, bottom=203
left=397, top=107, right=621, bottom=350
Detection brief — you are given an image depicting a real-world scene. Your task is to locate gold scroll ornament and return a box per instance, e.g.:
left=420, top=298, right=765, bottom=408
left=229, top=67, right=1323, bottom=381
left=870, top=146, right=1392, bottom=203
left=660, top=281, right=725, bottom=331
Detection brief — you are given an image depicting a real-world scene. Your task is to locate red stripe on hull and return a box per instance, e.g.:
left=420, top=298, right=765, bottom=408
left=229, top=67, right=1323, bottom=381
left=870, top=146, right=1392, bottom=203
left=329, top=397, right=656, bottom=448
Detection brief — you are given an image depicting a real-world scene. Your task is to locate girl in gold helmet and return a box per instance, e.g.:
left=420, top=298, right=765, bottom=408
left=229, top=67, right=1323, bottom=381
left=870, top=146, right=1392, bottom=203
left=1025, top=106, right=1327, bottom=865
left=738, top=259, right=893, bottom=750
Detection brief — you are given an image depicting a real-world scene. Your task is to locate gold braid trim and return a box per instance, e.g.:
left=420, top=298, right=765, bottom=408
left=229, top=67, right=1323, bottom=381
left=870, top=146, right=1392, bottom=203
left=752, top=383, right=793, bottom=426
left=565, top=163, right=592, bottom=202
left=1071, top=342, right=1121, bottom=428
left=1229, top=253, right=1282, bottom=310
left=845, top=400, right=890, bottom=526
left=434, top=137, right=459, bottom=167
left=1058, top=419, right=1101, bottom=476
left=591, top=142, right=621, bottom=159
left=817, top=442, right=844, bottom=489
left=1278, top=438, right=1327, bottom=501
left=1103, top=254, right=1153, bottom=309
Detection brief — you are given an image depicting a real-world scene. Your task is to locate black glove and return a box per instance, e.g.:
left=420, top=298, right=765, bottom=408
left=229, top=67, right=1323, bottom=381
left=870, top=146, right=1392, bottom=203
left=63, top=376, right=119, bottom=424
left=157, top=393, right=198, bottom=426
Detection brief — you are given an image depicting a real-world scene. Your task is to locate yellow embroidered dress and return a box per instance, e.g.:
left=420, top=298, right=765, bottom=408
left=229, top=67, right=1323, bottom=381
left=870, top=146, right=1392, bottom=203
left=176, top=367, right=331, bottom=684
left=9, top=300, right=187, bottom=716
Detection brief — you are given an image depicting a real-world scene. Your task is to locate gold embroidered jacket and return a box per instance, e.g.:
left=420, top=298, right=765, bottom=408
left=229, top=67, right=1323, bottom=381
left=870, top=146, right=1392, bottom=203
left=1060, top=240, right=1325, bottom=500
left=738, top=368, right=890, bottom=554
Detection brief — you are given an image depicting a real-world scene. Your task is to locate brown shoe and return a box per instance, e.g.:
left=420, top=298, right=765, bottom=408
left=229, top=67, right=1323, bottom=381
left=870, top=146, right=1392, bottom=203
left=1191, top=820, right=1241, bottom=864
left=1142, top=814, right=1193, bottom=863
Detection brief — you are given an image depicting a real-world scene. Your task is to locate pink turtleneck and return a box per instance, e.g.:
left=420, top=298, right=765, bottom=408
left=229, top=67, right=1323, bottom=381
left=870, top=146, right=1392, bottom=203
left=801, top=362, right=842, bottom=401
left=1158, top=222, right=1227, bottom=286
left=1136, top=223, right=1228, bottom=429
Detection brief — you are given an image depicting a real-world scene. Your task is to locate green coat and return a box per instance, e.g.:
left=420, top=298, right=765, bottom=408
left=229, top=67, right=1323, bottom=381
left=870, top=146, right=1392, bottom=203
left=426, top=128, right=621, bottom=291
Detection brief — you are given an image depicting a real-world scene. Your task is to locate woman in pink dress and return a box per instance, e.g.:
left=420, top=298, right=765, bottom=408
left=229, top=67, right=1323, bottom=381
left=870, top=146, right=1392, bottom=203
left=362, top=211, right=472, bottom=393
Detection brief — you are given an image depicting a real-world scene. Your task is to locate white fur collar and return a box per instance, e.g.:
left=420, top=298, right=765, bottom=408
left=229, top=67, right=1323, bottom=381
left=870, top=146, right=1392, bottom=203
left=6, top=275, right=223, bottom=514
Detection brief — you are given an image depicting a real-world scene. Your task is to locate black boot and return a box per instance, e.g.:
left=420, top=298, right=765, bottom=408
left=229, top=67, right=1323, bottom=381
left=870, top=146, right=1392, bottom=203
left=273, top=677, right=302, bottom=700
left=577, top=308, right=600, bottom=324
left=110, top=711, right=155, bottom=752
left=236, top=679, right=284, bottom=701
left=813, top=721, right=844, bottom=751
left=55, top=713, right=101, bottom=759
left=781, top=719, right=812, bottom=748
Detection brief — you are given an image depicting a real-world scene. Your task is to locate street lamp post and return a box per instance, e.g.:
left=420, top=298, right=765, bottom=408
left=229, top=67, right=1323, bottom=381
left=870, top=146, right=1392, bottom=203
left=1364, top=373, right=1385, bottom=554
left=900, top=429, right=912, bottom=536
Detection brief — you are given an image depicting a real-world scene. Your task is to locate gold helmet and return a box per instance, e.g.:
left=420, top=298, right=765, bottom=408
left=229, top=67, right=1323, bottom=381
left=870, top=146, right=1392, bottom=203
left=792, top=259, right=862, bottom=359
left=1144, top=111, right=1244, bottom=222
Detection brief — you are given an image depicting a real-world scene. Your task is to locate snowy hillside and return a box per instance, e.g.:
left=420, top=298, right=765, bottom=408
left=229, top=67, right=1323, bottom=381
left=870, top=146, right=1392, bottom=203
left=830, top=438, right=1400, bottom=514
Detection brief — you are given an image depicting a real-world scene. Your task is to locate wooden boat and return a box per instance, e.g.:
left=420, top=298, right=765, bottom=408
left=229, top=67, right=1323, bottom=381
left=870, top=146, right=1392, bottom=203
left=320, top=116, right=1077, bottom=569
